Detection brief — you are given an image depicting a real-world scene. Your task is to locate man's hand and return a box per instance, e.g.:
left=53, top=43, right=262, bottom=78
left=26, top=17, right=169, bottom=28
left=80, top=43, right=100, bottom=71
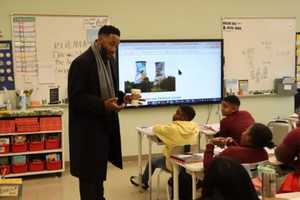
left=210, top=137, right=226, bottom=148
left=123, top=94, right=142, bottom=104
left=104, top=98, right=124, bottom=112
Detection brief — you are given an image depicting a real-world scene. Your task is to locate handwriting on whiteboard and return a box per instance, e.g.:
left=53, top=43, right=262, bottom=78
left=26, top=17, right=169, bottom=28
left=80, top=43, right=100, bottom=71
left=52, top=40, right=89, bottom=74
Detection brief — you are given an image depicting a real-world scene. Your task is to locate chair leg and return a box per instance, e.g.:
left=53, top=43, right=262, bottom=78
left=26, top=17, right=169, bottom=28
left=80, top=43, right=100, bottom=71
left=166, top=182, right=171, bottom=200
left=157, top=169, right=162, bottom=200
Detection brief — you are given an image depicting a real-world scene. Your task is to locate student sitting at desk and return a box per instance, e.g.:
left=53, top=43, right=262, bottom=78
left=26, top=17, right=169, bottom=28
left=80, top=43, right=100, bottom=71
left=275, top=113, right=300, bottom=172
left=200, top=156, right=259, bottom=200
left=204, top=123, right=274, bottom=169
left=130, top=105, right=199, bottom=190
left=215, top=95, right=255, bottom=144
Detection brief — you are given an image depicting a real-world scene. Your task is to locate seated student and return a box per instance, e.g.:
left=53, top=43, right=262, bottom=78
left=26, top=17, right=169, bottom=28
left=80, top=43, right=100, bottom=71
left=275, top=113, right=300, bottom=172
left=204, top=123, right=274, bottom=169
left=130, top=105, right=199, bottom=189
left=216, top=95, right=255, bottom=144
left=200, top=156, right=260, bottom=200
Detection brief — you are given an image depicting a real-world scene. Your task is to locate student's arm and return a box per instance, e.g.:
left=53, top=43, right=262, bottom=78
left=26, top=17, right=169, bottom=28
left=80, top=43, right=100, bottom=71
left=203, top=144, right=215, bottom=169
left=214, top=119, right=227, bottom=138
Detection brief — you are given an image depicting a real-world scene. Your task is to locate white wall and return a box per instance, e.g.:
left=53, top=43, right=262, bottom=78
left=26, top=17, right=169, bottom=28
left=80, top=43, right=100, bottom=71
left=0, top=0, right=297, bottom=160
left=62, top=95, right=293, bottom=161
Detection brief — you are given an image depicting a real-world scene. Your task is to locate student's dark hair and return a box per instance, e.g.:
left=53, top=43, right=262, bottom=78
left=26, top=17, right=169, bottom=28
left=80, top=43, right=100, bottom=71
left=223, top=95, right=240, bottom=107
left=179, top=105, right=196, bottom=121
left=249, top=123, right=275, bottom=148
left=200, top=156, right=259, bottom=200
left=98, top=25, right=121, bottom=36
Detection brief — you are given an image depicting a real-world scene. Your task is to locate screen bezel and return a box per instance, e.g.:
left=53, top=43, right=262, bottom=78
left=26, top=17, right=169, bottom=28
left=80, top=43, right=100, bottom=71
left=117, top=39, right=224, bottom=108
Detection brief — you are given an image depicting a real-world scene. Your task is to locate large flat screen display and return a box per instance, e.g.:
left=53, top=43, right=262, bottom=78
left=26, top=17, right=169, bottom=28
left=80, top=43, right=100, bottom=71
left=117, top=40, right=223, bottom=107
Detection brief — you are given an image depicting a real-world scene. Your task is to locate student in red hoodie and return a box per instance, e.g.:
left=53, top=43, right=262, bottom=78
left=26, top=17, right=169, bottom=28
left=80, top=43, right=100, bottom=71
left=275, top=114, right=300, bottom=193
left=204, top=123, right=274, bottom=169
left=215, top=95, right=255, bottom=144
left=275, top=113, right=300, bottom=172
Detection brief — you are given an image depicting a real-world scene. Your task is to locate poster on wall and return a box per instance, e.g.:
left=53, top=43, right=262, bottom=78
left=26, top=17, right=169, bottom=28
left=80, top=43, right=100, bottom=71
left=0, top=41, right=15, bottom=90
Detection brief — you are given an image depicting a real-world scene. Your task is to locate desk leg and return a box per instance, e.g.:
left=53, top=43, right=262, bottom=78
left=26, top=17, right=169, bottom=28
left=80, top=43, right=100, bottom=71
left=173, top=164, right=179, bottom=200
left=148, top=138, right=152, bottom=200
left=138, top=131, right=143, bottom=192
left=192, top=173, right=197, bottom=200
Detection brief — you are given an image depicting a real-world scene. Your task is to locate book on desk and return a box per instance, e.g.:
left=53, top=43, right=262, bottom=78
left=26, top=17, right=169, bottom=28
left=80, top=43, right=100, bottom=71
left=171, top=153, right=203, bottom=164
left=199, top=123, right=220, bottom=135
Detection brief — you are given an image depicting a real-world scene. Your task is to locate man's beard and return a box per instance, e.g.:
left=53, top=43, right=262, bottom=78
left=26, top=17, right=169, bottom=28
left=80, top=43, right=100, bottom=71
left=100, top=47, right=109, bottom=61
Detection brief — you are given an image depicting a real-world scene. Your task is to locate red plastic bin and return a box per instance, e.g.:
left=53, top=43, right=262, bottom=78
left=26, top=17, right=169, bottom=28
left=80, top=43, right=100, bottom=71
left=15, top=117, right=39, bottom=126
left=11, top=142, right=27, bottom=153
left=16, top=125, right=40, bottom=133
left=0, top=120, right=15, bottom=133
left=0, top=144, right=10, bottom=154
left=46, top=160, right=62, bottom=170
left=12, top=163, right=28, bottom=173
left=15, top=117, right=40, bottom=132
left=40, top=117, right=62, bottom=131
left=45, top=139, right=60, bottom=149
left=29, top=161, right=44, bottom=172
left=0, top=165, right=10, bottom=175
left=28, top=141, right=44, bottom=151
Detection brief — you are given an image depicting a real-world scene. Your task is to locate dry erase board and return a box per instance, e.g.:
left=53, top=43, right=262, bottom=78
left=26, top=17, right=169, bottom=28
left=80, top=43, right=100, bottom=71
left=222, top=17, right=296, bottom=91
left=11, top=14, right=109, bottom=103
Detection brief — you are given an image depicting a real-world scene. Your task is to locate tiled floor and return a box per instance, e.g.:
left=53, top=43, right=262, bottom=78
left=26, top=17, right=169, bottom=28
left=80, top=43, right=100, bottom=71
left=21, top=160, right=170, bottom=200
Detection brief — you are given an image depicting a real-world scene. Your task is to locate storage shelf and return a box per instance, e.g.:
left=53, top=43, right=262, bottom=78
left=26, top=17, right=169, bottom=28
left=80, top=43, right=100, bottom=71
left=0, top=109, right=64, bottom=177
left=0, top=149, right=63, bottom=157
left=0, top=130, right=63, bottom=136
left=4, top=169, right=64, bottom=178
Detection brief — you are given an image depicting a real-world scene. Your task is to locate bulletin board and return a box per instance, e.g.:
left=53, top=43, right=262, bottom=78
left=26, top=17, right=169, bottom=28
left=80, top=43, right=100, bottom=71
left=11, top=14, right=109, bottom=103
left=0, top=40, right=15, bottom=90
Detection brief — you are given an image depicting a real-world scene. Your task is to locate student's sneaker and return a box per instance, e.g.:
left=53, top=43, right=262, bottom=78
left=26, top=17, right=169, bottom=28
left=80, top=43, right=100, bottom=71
left=130, top=176, right=149, bottom=190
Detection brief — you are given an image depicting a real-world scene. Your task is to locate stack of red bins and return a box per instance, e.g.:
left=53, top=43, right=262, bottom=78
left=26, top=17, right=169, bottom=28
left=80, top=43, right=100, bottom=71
left=11, top=141, right=27, bottom=153
left=0, top=119, right=15, bottom=133
left=40, top=117, right=62, bottom=131
left=45, top=138, right=60, bottom=149
left=29, top=160, right=44, bottom=172
left=46, top=160, right=62, bottom=170
left=28, top=140, right=44, bottom=151
left=15, top=117, right=40, bottom=133
left=12, top=164, right=27, bottom=173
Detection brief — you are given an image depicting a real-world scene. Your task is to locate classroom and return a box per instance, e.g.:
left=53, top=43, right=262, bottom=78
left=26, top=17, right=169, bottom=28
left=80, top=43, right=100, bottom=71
left=0, top=0, right=300, bottom=199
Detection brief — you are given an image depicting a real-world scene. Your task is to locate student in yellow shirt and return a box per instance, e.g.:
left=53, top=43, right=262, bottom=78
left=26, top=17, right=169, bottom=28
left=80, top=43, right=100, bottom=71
left=130, top=105, right=199, bottom=190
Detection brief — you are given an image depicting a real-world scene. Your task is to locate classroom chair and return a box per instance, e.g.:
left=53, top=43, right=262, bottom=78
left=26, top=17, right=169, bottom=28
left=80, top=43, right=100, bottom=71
left=267, top=120, right=290, bottom=146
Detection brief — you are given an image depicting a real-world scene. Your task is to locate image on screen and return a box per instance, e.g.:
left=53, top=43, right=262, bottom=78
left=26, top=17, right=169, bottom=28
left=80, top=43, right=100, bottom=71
left=117, top=40, right=223, bottom=107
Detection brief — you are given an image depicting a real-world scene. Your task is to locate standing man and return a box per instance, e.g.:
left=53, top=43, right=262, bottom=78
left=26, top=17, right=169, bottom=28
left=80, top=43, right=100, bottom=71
left=68, top=25, right=132, bottom=200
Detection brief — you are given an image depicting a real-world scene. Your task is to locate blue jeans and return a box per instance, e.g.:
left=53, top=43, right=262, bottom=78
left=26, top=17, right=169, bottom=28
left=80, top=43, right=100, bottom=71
left=142, top=155, right=167, bottom=185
